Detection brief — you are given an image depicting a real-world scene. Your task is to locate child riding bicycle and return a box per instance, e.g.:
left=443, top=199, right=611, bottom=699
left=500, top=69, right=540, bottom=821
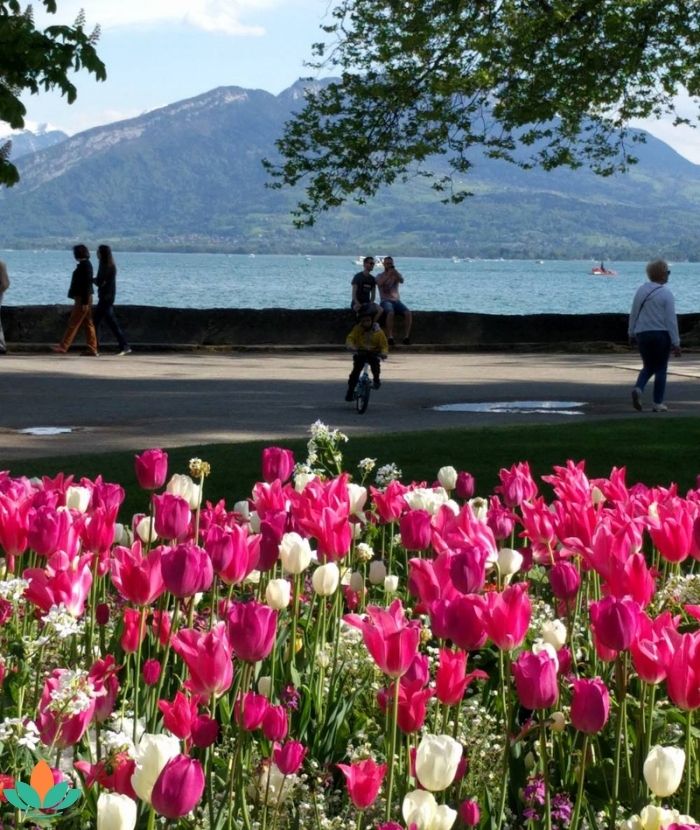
left=344, top=305, right=389, bottom=402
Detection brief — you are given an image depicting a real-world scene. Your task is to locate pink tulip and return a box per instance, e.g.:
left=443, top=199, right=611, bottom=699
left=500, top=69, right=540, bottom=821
left=512, top=650, right=559, bottom=710
left=23, top=553, right=93, bottom=617
left=308, top=505, right=352, bottom=562
left=460, top=799, right=481, bottom=827
left=487, top=496, right=516, bottom=540
left=134, top=448, right=168, bottom=490
left=0, top=494, right=30, bottom=563
left=378, top=680, right=433, bottom=733
left=455, top=472, right=476, bottom=500
left=435, top=648, right=487, bottom=706
left=486, top=582, right=531, bottom=651
left=497, top=461, right=538, bottom=507
left=120, top=607, right=147, bottom=653
left=88, top=656, right=120, bottom=723
left=206, top=524, right=259, bottom=584
left=449, top=547, right=489, bottom=594
left=337, top=758, right=387, bottom=810
left=399, top=510, right=432, bottom=551
left=408, top=554, right=458, bottom=612
left=370, top=480, right=408, bottom=523
left=520, top=498, right=557, bottom=551
left=151, top=609, right=172, bottom=646
left=570, top=677, right=610, bottom=733
left=235, top=692, right=269, bottom=731
left=161, top=542, right=213, bottom=597
left=159, top=691, right=198, bottom=740
left=630, top=611, right=679, bottom=684
left=403, top=653, right=430, bottom=687
left=172, top=622, right=234, bottom=697
left=262, top=705, right=288, bottom=741
left=153, top=493, right=191, bottom=540
left=649, top=498, right=694, bottom=563
left=111, top=541, right=165, bottom=606
left=151, top=755, right=205, bottom=819
left=192, top=715, right=218, bottom=748
left=273, top=740, right=307, bottom=775
left=143, top=659, right=161, bottom=686
left=226, top=600, right=278, bottom=662
left=27, top=505, right=78, bottom=557
left=37, top=668, right=96, bottom=748
left=440, top=595, right=489, bottom=651
left=344, top=599, right=421, bottom=678
left=666, top=631, right=700, bottom=710
left=549, top=561, right=580, bottom=601
left=589, top=596, right=640, bottom=652
left=604, top=552, right=656, bottom=608
left=258, top=513, right=287, bottom=571
left=262, top=447, right=296, bottom=483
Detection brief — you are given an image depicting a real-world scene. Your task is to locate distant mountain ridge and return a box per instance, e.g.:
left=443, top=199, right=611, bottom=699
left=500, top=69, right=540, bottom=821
left=0, top=127, right=68, bottom=161
left=1, top=81, right=699, bottom=259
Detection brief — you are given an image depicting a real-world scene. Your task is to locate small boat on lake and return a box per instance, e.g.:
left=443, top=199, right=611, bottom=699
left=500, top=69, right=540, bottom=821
left=591, top=262, right=617, bottom=276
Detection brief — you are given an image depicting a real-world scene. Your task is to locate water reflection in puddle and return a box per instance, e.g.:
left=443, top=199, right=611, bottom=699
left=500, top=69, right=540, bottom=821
left=18, top=427, right=74, bottom=436
left=434, top=401, right=586, bottom=415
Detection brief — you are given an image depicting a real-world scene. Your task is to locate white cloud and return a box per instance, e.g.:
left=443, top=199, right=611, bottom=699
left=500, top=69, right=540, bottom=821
left=33, top=0, right=285, bottom=36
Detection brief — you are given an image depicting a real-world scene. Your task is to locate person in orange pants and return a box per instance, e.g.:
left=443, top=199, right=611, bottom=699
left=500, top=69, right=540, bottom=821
left=52, top=244, right=98, bottom=356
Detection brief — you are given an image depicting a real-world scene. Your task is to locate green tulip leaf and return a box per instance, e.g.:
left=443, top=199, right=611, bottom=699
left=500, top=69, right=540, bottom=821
left=41, top=781, right=69, bottom=808
left=15, top=781, right=41, bottom=808
left=3, top=788, right=30, bottom=811
left=55, top=788, right=82, bottom=810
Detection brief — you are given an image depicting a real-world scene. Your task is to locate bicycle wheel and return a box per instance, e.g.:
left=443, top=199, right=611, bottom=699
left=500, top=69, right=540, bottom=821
left=356, top=380, right=371, bottom=414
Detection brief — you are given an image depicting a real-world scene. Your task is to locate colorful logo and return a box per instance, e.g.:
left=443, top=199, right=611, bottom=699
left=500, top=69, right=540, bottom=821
left=3, top=760, right=81, bottom=824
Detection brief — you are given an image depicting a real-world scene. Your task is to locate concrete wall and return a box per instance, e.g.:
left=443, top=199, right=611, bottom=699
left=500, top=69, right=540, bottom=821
left=4, top=305, right=700, bottom=350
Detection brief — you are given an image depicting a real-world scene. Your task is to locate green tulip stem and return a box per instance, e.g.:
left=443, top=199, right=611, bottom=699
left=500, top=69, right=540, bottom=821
left=610, top=655, right=628, bottom=830
left=539, top=713, right=552, bottom=830
left=150, top=598, right=180, bottom=730
left=132, top=606, right=147, bottom=743
left=290, top=573, right=300, bottom=672
left=570, top=733, right=589, bottom=830
left=495, top=649, right=512, bottom=830
left=385, top=677, right=401, bottom=822
left=685, top=709, right=693, bottom=816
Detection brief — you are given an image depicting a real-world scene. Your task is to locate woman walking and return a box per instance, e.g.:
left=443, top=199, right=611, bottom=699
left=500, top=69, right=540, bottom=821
left=52, top=244, right=98, bottom=356
left=628, top=259, right=681, bottom=412
left=93, top=244, right=131, bottom=355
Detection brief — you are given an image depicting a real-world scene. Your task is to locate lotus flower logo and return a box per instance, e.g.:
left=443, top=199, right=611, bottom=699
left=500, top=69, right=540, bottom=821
left=3, top=760, right=81, bottom=823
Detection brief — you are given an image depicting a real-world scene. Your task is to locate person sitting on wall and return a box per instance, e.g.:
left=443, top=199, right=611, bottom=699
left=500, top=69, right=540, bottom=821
left=376, top=256, right=412, bottom=345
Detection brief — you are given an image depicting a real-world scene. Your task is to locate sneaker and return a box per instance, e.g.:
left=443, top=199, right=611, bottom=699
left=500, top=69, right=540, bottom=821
left=652, top=403, right=668, bottom=412
left=118, top=347, right=133, bottom=356
left=402, top=337, right=411, bottom=345
left=344, top=391, right=354, bottom=402
left=373, top=379, right=381, bottom=390
left=80, top=350, right=99, bottom=357
left=631, top=387, right=642, bottom=411
left=388, top=337, right=395, bottom=346
left=51, top=345, right=67, bottom=354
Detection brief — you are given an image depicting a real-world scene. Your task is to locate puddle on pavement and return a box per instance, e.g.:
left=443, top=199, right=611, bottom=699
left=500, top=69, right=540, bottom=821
left=434, top=400, right=586, bottom=416
left=18, top=427, right=75, bottom=436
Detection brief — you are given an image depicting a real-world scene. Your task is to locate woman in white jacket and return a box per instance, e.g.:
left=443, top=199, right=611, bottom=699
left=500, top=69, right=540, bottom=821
left=628, top=259, right=681, bottom=412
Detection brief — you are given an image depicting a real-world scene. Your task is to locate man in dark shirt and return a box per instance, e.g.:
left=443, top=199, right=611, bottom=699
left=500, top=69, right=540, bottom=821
left=350, top=256, right=382, bottom=326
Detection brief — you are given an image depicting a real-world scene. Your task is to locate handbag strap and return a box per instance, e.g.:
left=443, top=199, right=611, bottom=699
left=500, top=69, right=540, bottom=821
left=632, top=285, right=663, bottom=331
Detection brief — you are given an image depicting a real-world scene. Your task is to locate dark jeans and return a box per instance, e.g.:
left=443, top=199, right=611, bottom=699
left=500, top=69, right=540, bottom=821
left=347, top=352, right=381, bottom=392
left=635, top=330, right=671, bottom=405
left=93, top=301, right=129, bottom=351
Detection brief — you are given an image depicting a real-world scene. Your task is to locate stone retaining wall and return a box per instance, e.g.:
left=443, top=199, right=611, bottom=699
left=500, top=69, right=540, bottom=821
left=4, top=306, right=700, bottom=350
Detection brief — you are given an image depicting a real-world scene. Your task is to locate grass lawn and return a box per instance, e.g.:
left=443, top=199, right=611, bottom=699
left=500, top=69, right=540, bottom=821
left=5, top=416, right=700, bottom=518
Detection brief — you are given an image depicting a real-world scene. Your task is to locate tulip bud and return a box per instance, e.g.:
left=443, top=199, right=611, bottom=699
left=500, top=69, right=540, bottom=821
left=312, top=562, right=340, bottom=596
left=258, top=675, right=272, bottom=698
left=151, top=754, right=205, bottom=819
left=540, top=619, right=567, bottom=651
left=437, top=466, right=457, bottom=491
left=266, top=578, right=292, bottom=610
left=278, top=532, right=313, bottom=574
left=384, top=575, right=399, bottom=594
left=349, top=571, right=365, bottom=593
left=166, top=474, right=201, bottom=509
left=643, top=745, right=685, bottom=797
left=142, top=659, right=161, bottom=686
left=497, top=547, right=523, bottom=578
left=549, top=711, right=566, bottom=732
left=66, top=485, right=91, bottom=513
left=414, top=734, right=463, bottom=791
left=459, top=798, right=480, bottom=827
left=134, top=449, right=168, bottom=491
left=135, top=515, right=158, bottom=544
left=131, top=733, right=181, bottom=804
left=455, top=471, right=475, bottom=500
left=97, top=792, right=137, bottom=830
left=368, top=560, right=387, bottom=585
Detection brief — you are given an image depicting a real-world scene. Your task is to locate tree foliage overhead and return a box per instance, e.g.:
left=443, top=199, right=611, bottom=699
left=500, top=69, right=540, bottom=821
left=267, top=0, right=700, bottom=225
left=0, top=0, right=105, bottom=186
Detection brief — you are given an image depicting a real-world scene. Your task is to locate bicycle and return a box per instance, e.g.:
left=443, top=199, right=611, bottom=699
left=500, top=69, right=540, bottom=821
left=354, top=363, right=372, bottom=414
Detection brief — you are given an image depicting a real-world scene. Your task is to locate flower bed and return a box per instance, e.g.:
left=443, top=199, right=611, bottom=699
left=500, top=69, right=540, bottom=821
left=0, top=421, right=698, bottom=829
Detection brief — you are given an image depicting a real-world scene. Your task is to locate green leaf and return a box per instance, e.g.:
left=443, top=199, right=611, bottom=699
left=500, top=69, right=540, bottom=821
left=41, top=781, right=69, bottom=808
left=15, top=781, right=41, bottom=809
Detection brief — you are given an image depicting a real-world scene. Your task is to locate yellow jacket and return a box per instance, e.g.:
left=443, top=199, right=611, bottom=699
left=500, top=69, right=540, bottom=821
left=345, top=324, right=389, bottom=356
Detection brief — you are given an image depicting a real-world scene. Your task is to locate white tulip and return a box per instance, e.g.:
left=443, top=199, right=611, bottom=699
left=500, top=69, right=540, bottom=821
left=349, top=571, right=364, bottom=593
left=113, top=523, right=132, bottom=546
left=352, top=522, right=363, bottom=539
left=135, top=515, right=158, bottom=543
left=347, top=483, right=368, bottom=515
left=549, top=711, right=566, bottom=732
left=166, top=473, right=201, bottom=509
left=258, top=762, right=294, bottom=804
left=97, top=792, right=137, bottom=830
left=591, top=485, right=605, bottom=506
left=404, top=487, right=449, bottom=514
left=258, top=675, right=272, bottom=698
left=312, top=562, right=340, bottom=596
left=248, top=511, right=261, bottom=533
left=265, top=578, right=291, bottom=610
left=639, top=804, right=679, bottom=830
left=415, top=734, right=463, bottom=792
left=368, top=560, right=387, bottom=585
left=540, top=619, right=567, bottom=651
left=532, top=639, right=559, bottom=670
left=384, top=575, right=399, bottom=594
left=294, top=472, right=316, bottom=492
left=233, top=499, right=251, bottom=520
left=278, top=532, right=312, bottom=574
left=497, top=547, right=523, bottom=578
left=437, top=466, right=458, bottom=491
left=402, top=789, right=457, bottom=830
left=643, top=745, right=685, bottom=798
left=65, top=485, right=91, bottom=513
left=468, top=497, right=489, bottom=522
left=444, top=499, right=460, bottom=516
left=131, top=733, right=180, bottom=803
left=617, top=817, right=643, bottom=830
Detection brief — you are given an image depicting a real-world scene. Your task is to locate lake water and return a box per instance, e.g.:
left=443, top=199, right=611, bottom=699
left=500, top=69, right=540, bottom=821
left=1, top=251, right=698, bottom=315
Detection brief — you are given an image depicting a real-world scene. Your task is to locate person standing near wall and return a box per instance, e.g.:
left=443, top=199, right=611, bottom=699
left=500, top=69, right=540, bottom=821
left=0, top=259, right=9, bottom=355
left=628, top=258, right=681, bottom=412
left=93, top=244, right=131, bottom=355
left=52, top=244, right=99, bottom=356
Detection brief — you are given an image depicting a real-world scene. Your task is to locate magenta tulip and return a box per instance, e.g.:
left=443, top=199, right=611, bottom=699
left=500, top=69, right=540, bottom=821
left=666, top=631, right=700, bottom=710
left=161, top=542, right=213, bottom=597
left=440, top=595, right=489, bottom=651
left=344, top=599, right=420, bottom=678
left=120, top=607, right=146, bottom=653
left=399, top=509, right=432, bottom=551
left=152, top=493, right=191, bottom=540
left=273, top=740, right=307, bottom=775
left=235, top=692, right=269, bottom=731
left=549, top=561, right=580, bottom=601
left=449, top=546, right=489, bottom=594
left=512, top=650, right=559, bottom=710
left=377, top=680, right=433, bottom=734
left=486, top=582, right=532, bottom=651
left=110, top=541, right=164, bottom=606
left=134, top=448, right=168, bottom=490
left=226, top=600, right=278, bottom=662
left=337, top=758, right=387, bottom=810
left=151, top=755, right=205, bottom=819
left=262, top=447, right=295, bottom=483
left=435, top=648, right=487, bottom=706
left=262, top=705, right=289, bottom=741
left=27, top=505, right=78, bottom=557
left=570, top=677, right=610, bottom=733
left=460, top=799, right=481, bottom=826
left=37, top=668, right=96, bottom=748
left=172, top=622, right=234, bottom=697
left=497, top=461, right=538, bottom=507
left=158, top=691, right=198, bottom=740
left=589, top=596, right=640, bottom=652
left=455, top=471, right=475, bottom=500
left=142, top=659, right=161, bottom=686
left=192, top=715, right=219, bottom=748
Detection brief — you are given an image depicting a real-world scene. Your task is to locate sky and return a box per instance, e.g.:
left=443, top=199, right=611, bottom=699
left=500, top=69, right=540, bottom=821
left=14, top=0, right=700, bottom=165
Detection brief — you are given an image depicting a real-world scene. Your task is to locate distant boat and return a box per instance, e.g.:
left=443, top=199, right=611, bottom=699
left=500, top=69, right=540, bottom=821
left=249, top=253, right=256, bottom=258
left=591, top=266, right=617, bottom=276
left=451, top=256, right=461, bottom=263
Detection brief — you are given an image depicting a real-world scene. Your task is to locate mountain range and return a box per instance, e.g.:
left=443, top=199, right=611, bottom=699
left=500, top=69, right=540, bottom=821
left=1, top=81, right=699, bottom=259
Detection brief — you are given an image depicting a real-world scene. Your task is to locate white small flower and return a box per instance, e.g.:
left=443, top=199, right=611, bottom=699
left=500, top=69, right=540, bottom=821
left=0, top=578, right=30, bottom=603
left=42, top=603, right=86, bottom=635
left=358, top=457, right=376, bottom=474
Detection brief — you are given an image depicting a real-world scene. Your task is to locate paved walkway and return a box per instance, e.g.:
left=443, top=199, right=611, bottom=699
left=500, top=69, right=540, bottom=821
left=1, top=350, right=699, bottom=460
